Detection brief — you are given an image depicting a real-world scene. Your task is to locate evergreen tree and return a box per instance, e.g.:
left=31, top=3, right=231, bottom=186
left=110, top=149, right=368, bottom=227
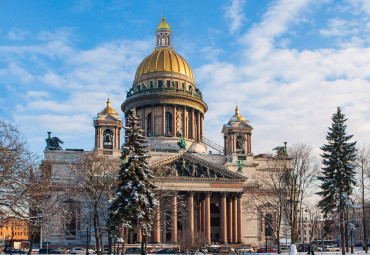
left=106, top=108, right=157, bottom=255
left=317, top=107, right=356, bottom=255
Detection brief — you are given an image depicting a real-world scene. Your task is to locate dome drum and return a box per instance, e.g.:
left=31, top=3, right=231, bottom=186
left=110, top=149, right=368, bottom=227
left=122, top=91, right=207, bottom=115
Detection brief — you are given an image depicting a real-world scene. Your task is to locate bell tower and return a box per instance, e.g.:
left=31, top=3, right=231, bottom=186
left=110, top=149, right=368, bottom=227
left=94, top=98, right=123, bottom=156
left=221, top=105, right=253, bottom=161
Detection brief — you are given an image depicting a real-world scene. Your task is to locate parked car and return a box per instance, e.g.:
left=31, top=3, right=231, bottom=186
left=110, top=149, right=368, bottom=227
left=71, top=247, right=88, bottom=254
left=92, top=248, right=109, bottom=254
left=199, top=247, right=208, bottom=253
left=4, top=247, right=27, bottom=254
left=126, top=248, right=141, bottom=254
left=325, top=246, right=341, bottom=252
left=54, top=248, right=71, bottom=254
left=207, top=247, right=220, bottom=253
left=256, top=248, right=277, bottom=253
left=39, top=248, right=63, bottom=254
left=236, top=246, right=254, bottom=253
left=155, top=248, right=178, bottom=254
left=218, top=247, right=235, bottom=253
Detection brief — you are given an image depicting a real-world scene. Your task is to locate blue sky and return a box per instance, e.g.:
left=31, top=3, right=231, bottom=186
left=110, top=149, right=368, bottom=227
left=1, top=0, right=370, bottom=157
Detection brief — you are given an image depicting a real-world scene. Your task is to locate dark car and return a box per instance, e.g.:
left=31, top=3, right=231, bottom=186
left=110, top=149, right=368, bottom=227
left=256, top=248, right=277, bottom=253
left=39, top=248, right=63, bottom=254
left=54, top=248, right=71, bottom=254
left=4, top=247, right=27, bottom=254
left=126, top=248, right=141, bottom=254
left=155, top=248, right=178, bottom=254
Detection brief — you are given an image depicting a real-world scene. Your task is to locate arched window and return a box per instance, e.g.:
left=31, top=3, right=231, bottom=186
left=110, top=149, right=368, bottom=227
left=103, top=129, right=113, bottom=149
left=265, top=213, right=273, bottom=236
left=64, top=200, right=77, bottom=236
left=147, top=113, right=152, bottom=137
left=165, top=112, right=172, bottom=135
left=236, top=135, right=245, bottom=153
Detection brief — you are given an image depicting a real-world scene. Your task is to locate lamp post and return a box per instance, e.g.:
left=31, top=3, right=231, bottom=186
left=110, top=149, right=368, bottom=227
left=265, top=225, right=268, bottom=253
left=86, top=222, right=89, bottom=255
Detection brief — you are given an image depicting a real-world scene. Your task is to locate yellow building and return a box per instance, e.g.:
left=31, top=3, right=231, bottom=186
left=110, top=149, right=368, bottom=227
left=0, top=218, right=29, bottom=248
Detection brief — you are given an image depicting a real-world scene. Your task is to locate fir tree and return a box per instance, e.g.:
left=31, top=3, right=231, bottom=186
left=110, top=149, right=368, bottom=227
left=106, top=108, right=157, bottom=255
left=317, top=107, right=356, bottom=255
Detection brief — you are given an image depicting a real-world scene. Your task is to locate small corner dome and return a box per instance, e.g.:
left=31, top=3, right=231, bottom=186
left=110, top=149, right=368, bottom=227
left=157, top=17, right=171, bottom=30
left=229, top=105, right=246, bottom=123
left=100, top=98, right=117, bottom=114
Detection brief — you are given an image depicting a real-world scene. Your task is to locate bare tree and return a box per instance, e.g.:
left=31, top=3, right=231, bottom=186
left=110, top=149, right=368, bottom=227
left=0, top=119, right=35, bottom=221
left=250, top=154, right=289, bottom=253
left=357, top=144, right=370, bottom=253
left=68, top=150, right=120, bottom=255
left=0, top=120, right=64, bottom=254
left=284, top=144, right=318, bottom=244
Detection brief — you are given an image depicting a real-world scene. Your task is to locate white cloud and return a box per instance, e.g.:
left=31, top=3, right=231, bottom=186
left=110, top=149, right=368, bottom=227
left=224, top=0, right=246, bottom=35
left=6, top=29, right=28, bottom=41
left=320, top=18, right=358, bottom=37
left=196, top=0, right=370, bottom=156
left=241, top=0, right=311, bottom=60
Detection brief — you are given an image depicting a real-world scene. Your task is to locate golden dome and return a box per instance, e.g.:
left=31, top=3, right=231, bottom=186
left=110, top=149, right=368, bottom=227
left=101, top=98, right=117, bottom=114
left=135, top=48, right=194, bottom=80
left=235, top=105, right=245, bottom=120
left=157, top=17, right=170, bottom=30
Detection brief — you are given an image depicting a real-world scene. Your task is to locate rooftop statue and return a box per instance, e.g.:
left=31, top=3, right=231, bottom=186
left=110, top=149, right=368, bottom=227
left=177, top=137, right=187, bottom=150
left=45, top=132, right=64, bottom=150
left=237, top=158, right=244, bottom=172
left=273, top=142, right=288, bottom=157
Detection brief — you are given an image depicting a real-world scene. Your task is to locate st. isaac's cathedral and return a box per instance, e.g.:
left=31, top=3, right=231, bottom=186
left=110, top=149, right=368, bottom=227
left=40, top=18, right=288, bottom=248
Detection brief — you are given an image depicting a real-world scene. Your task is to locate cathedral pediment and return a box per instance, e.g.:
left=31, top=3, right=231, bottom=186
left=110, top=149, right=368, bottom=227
left=152, top=153, right=246, bottom=181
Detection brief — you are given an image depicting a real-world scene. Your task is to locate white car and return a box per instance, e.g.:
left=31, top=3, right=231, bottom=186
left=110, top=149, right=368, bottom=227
left=71, top=248, right=88, bottom=254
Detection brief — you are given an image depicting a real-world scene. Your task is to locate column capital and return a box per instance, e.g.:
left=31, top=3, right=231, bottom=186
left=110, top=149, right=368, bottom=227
left=221, top=192, right=228, bottom=198
left=205, top=191, right=212, bottom=197
left=188, top=191, right=195, bottom=197
left=237, top=192, right=243, bottom=198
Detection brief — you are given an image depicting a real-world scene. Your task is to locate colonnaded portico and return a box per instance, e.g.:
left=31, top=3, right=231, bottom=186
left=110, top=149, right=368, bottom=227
left=128, top=152, right=247, bottom=245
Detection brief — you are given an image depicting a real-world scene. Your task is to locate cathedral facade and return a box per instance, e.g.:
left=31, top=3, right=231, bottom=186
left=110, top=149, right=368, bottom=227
left=40, top=18, right=288, bottom=249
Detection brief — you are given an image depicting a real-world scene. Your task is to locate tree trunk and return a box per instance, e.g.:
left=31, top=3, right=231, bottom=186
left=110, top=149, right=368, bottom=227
left=27, top=233, right=35, bottom=255
left=277, top=210, right=282, bottom=254
left=346, top=209, right=349, bottom=253
left=108, top=235, right=112, bottom=255
left=141, top=233, right=147, bottom=255
left=340, top=211, right=346, bottom=255
left=362, top=165, right=368, bottom=253
left=122, top=228, right=128, bottom=255
left=94, top=205, right=101, bottom=255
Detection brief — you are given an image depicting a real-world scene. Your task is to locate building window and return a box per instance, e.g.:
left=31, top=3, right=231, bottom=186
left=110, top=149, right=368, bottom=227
left=135, top=84, right=140, bottom=92
left=147, top=113, right=152, bottom=137
left=64, top=201, right=77, bottom=236
left=167, top=80, right=171, bottom=88
left=265, top=213, right=273, bottom=236
left=158, top=80, right=163, bottom=88
left=165, top=112, right=172, bottom=135
left=103, top=129, right=113, bottom=149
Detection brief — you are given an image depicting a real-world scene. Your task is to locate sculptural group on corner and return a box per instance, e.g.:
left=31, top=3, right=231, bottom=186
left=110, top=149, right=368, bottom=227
left=45, top=132, right=64, bottom=150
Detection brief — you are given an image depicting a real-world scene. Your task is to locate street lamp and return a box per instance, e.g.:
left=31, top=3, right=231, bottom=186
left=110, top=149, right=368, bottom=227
left=86, top=222, right=89, bottom=255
